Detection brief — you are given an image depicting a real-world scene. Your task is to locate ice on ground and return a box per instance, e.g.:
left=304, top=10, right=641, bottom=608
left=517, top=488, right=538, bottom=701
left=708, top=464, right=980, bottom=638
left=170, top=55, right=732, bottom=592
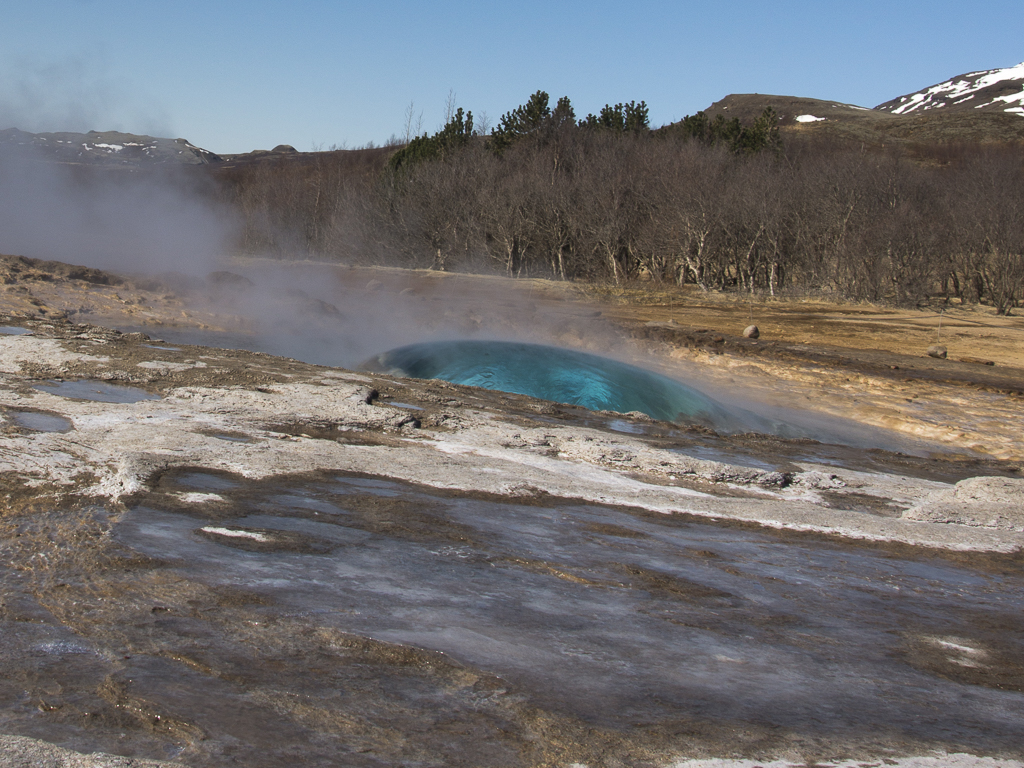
left=200, top=526, right=269, bottom=542
left=179, top=492, right=225, bottom=503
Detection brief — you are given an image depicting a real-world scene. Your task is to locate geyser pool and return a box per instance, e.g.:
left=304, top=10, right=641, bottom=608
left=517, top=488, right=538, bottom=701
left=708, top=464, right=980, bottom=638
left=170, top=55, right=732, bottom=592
left=369, top=340, right=771, bottom=433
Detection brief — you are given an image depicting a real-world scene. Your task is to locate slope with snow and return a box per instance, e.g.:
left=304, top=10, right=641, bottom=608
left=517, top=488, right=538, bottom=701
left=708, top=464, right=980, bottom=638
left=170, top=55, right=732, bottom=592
left=876, top=62, right=1024, bottom=117
left=0, top=128, right=222, bottom=166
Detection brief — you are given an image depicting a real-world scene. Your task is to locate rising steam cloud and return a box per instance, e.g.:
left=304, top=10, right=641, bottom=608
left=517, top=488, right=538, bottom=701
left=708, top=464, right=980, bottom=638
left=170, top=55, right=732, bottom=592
left=0, top=52, right=230, bottom=275
left=0, top=147, right=238, bottom=275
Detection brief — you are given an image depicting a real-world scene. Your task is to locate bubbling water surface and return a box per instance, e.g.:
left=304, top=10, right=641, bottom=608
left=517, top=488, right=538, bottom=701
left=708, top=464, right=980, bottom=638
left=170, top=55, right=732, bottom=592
left=372, top=340, right=783, bottom=434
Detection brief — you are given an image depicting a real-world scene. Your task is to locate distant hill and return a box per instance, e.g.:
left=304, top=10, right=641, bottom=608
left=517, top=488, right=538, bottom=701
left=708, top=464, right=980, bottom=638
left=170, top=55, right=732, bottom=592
left=876, top=62, right=1024, bottom=116
left=0, top=128, right=221, bottom=166
left=699, top=93, right=1024, bottom=149
left=701, top=94, right=875, bottom=126
left=687, top=62, right=1024, bottom=150
left=7, top=62, right=1024, bottom=170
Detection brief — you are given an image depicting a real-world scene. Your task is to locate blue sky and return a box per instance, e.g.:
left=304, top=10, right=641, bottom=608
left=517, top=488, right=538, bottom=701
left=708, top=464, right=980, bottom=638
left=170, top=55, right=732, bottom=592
left=2, top=0, right=1022, bottom=155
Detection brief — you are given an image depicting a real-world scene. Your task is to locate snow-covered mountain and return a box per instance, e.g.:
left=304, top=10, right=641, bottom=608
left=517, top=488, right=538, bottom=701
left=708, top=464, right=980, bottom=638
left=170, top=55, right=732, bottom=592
left=0, top=128, right=221, bottom=166
left=875, top=62, right=1024, bottom=117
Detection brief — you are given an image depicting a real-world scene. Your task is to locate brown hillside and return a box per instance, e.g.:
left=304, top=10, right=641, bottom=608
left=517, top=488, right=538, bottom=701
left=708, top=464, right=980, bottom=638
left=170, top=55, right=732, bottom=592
left=696, top=93, right=1024, bottom=149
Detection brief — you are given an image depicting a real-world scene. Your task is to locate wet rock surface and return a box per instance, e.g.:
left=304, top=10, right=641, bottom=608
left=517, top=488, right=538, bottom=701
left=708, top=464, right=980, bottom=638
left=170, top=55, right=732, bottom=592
left=1, top=468, right=1023, bottom=766
left=2, top=260, right=1024, bottom=766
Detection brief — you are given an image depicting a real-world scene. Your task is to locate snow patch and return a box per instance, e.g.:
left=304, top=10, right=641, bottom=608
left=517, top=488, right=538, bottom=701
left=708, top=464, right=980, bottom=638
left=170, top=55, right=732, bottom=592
left=795, top=115, right=826, bottom=123
left=885, top=62, right=1024, bottom=115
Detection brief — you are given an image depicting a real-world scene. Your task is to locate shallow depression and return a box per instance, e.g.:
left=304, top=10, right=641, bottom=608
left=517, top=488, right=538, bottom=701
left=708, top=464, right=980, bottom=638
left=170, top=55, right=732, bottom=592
left=32, top=379, right=161, bottom=404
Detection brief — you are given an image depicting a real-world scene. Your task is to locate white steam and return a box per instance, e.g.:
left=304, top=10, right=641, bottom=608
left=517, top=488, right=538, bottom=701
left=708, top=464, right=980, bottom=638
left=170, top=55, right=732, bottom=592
left=0, top=147, right=238, bottom=275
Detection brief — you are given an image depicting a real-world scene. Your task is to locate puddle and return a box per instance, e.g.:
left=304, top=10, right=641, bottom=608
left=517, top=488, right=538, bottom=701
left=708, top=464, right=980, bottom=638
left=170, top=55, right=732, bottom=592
left=104, top=471, right=1024, bottom=760
left=606, top=418, right=648, bottom=435
left=0, top=326, right=31, bottom=335
left=164, top=469, right=242, bottom=492
left=669, top=444, right=780, bottom=472
left=205, top=431, right=255, bottom=443
left=382, top=401, right=424, bottom=411
left=7, top=410, right=74, bottom=433
left=32, top=379, right=161, bottom=404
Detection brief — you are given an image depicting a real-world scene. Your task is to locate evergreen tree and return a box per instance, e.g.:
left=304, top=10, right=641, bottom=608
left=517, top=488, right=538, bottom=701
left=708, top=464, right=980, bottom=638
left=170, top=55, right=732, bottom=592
left=489, top=91, right=552, bottom=154
left=745, top=106, right=782, bottom=156
left=388, top=107, right=474, bottom=172
left=488, top=91, right=576, bottom=154
left=581, top=100, right=650, bottom=133
left=664, top=107, right=780, bottom=155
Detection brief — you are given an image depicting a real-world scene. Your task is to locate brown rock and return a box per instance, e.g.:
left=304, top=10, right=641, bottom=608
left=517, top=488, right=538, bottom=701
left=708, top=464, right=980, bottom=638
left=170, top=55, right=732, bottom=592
left=743, top=324, right=760, bottom=339
left=926, top=345, right=947, bottom=359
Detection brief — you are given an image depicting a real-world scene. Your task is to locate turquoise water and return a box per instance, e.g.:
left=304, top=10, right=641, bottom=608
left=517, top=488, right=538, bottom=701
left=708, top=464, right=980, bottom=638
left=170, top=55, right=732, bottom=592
left=372, top=340, right=765, bottom=432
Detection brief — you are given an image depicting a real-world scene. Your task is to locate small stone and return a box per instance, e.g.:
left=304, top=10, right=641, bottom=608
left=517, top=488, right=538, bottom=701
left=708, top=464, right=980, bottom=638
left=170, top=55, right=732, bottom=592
left=712, top=335, right=725, bottom=343
left=742, top=324, right=759, bottom=339
left=926, top=345, right=947, bottom=359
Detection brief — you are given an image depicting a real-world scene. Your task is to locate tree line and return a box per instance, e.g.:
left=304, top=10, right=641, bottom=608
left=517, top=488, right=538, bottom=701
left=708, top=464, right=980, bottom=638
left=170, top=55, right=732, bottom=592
left=215, top=92, right=1024, bottom=314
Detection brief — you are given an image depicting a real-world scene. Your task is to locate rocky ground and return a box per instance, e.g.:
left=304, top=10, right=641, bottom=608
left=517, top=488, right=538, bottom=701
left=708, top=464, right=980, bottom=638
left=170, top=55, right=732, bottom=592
left=1, top=254, right=1023, bottom=767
